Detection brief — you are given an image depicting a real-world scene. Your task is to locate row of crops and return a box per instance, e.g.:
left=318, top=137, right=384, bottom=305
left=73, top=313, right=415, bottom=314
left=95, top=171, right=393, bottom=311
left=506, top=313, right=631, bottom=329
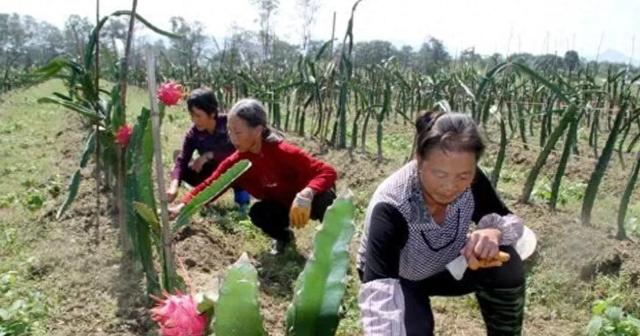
left=183, top=3, right=640, bottom=237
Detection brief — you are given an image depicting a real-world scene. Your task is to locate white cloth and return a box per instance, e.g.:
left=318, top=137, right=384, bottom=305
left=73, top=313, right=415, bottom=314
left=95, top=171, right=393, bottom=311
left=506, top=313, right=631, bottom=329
left=359, top=278, right=407, bottom=336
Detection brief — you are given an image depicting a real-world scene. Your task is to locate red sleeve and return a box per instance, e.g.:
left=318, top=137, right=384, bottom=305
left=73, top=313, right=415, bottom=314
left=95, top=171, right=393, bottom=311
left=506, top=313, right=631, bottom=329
left=181, top=153, right=240, bottom=204
left=279, top=142, right=337, bottom=193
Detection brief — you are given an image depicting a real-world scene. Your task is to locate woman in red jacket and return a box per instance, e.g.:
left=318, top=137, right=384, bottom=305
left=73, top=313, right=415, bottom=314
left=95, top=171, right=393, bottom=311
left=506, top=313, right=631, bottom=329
left=169, top=98, right=337, bottom=255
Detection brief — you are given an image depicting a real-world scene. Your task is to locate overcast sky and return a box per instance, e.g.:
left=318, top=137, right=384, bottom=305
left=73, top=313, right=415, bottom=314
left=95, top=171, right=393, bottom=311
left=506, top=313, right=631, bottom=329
left=2, top=0, right=639, bottom=59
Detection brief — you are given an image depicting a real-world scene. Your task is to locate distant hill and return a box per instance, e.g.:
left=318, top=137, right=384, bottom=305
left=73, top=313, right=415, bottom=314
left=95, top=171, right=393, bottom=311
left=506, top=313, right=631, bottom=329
left=593, top=49, right=639, bottom=66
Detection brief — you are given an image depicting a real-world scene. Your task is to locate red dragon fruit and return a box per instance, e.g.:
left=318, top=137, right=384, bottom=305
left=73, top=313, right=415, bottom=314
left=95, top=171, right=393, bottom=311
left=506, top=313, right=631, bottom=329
left=156, top=81, right=184, bottom=106
left=151, top=291, right=207, bottom=336
left=114, top=124, right=132, bottom=148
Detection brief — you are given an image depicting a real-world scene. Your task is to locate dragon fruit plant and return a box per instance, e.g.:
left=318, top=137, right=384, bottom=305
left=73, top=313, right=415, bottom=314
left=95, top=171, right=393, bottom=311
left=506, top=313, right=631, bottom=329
left=150, top=198, right=355, bottom=336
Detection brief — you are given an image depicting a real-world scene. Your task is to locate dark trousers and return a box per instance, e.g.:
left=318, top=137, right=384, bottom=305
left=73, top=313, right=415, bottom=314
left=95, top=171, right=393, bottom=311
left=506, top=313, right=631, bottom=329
left=403, top=246, right=525, bottom=336
left=248, top=189, right=337, bottom=241
left=182, top=161, right=250, bottom=205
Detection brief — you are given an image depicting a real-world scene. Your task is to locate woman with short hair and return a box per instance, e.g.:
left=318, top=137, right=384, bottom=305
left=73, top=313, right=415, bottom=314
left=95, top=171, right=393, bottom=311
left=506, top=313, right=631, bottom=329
left=166, top=88, right=250, bottom=207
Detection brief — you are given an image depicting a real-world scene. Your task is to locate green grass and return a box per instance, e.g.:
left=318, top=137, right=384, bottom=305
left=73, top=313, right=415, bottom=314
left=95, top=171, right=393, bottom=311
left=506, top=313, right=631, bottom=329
left=0, top=81, right=73, bottom=335
left=0, top=80, right=173, bottom=335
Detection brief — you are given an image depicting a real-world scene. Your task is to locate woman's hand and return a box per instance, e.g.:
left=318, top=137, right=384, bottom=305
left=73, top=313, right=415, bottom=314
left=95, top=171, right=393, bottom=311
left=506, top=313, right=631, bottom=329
left=462, top=228, right=501, bottom=262
left=191, top=152, right=213, bottom=173
left=289, top=187, right=315, bottom=228
left=168, top=202, right=185, bottom=220
left=166, top=179, right=180, bottom=203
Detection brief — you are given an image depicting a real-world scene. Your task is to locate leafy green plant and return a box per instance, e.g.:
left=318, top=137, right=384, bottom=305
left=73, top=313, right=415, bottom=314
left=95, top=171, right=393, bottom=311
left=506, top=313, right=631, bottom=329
left=173, top=160, right=252, bottom=232
left=285, top=198, right=356, bottom=336
left=0, top=270, right=48, bottom=336
left=0, top=122, right=23, bottom=135
left=125, top=107, right=162, bottom=294
left=581, top=101, right=632, bottom=225
left=130, top=157, right=251, bottom=293
left=154, top=197, right=356, bottom=336
left=0, top=228, right=17, bottom=251
left=617, top=151, right=640, bottom=239
left=626, top=217, right=640, bottom=238
left=199, top=204, right=255, bottom=236
left=22, top=192, right=45, bottom=212
left=587, top=298, right=640, bottom=336
left=32, top=8, right=182, bottom=295
left=532, top=178, right=585, bottom=206
left=35, top=10, right=179, bottom=220
left=213, top=253, right=266, bottom=336
left=55, top=131, right=94, bottom=219
left=0, top=194, right=17, bottom=209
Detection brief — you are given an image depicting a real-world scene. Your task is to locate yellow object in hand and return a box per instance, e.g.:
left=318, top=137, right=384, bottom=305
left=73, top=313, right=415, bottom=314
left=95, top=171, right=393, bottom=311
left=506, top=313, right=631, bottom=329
left=468, top=251, right=510, bottom=270
left=290, top=206, right=311, bottom=228
left=289, top=192, right=312, bottom=228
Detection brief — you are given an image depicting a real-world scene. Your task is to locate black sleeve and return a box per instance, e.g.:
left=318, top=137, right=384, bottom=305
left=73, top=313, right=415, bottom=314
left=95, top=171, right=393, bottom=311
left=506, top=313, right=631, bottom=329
left=362, top=202, right=409, bottom=283
left=471, top=168, right=511, bottom=223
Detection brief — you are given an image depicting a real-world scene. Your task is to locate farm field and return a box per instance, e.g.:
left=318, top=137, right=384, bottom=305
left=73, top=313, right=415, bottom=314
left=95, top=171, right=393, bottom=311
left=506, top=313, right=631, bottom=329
left=1, top=80, right=639, bottom=335
left=1, top=1, right=640, bottom=335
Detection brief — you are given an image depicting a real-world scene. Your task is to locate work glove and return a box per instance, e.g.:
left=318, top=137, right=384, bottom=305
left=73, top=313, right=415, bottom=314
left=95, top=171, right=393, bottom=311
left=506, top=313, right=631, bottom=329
left=289, top=190, right=313, bottom=228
